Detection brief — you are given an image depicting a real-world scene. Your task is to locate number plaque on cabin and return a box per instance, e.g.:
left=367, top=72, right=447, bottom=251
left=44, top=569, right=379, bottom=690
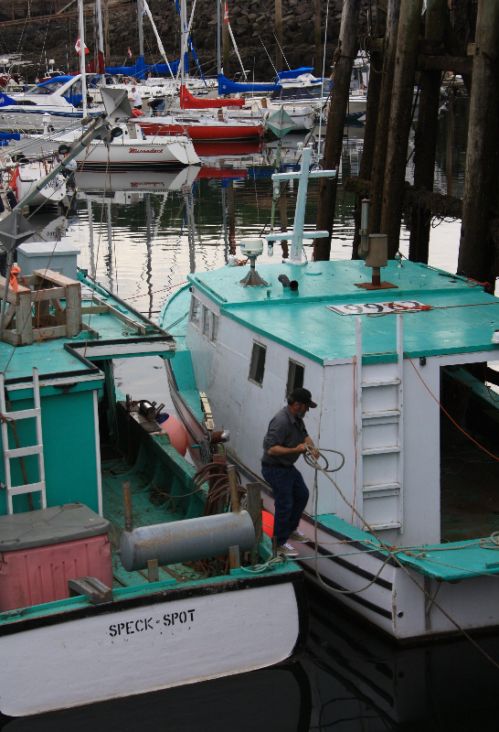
left=328, top=300, right=426, bottom=315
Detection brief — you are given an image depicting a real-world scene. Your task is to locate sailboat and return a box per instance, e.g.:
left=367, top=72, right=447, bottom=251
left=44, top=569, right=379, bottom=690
left=159, top=146, right=499, bottom=642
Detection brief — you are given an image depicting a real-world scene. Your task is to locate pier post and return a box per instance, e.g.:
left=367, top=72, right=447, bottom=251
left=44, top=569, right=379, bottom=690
left=409, top=0, right=448, bottom=263
left=315, top=0, right=362, bottom=260
left=352, top=3, right=386, bottom=258
left=380, top=0, right=423, bottom=258
left=458, top=0, right=499, bottom=288
left=368, top=0, right=400, bottom=235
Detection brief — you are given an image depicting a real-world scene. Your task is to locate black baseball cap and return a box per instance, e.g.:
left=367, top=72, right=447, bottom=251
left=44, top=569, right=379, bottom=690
left=288, top=388, right=317, bottom=408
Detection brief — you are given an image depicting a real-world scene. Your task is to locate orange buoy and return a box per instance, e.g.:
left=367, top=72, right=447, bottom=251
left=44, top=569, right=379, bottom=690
left=262, top=510, right=274, bottom=538
left=158, top=413, right=189, bottom=456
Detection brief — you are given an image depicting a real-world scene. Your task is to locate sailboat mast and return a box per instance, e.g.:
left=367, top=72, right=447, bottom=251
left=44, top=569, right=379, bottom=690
left=78, top=0, right=88, bottom=117
left=95, top=0, right=105, bottom=72
left=180, top=0, right=189, bottom=82
left=137, top=0, right=145, bottom=57
left=216, top=0, right=221, bottom=75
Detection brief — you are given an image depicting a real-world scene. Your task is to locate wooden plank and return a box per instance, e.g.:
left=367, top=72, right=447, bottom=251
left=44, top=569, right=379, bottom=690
left=64, top=282, right=82, bottom=337
left=30, top=287, right=66, bottom=302
left=32, top=269, right=79, bottom=287
left=32, top=325, right=67, bottom=339
left=18, top=290, right=33, bottom=345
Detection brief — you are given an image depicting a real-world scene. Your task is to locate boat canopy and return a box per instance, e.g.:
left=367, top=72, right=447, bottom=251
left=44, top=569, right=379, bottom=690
left=180, top=84, right=244, bottom=109
left=218, top=74, right=279, bottom=96
left=276, top=67, right=314, bottom=80
left=106, top=55, right=180, bottom=79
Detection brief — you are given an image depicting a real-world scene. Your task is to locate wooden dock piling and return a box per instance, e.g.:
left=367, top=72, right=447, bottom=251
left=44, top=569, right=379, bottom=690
left=380, top=0, right=424, bottom=258
left=409, top=0, right=448, bottom=263
left=315, top=0, right=362, bottom=261
left=458, top=0, right=499, bottom=289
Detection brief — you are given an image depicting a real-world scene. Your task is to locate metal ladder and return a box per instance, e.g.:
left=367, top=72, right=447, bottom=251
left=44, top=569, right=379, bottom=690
left=355, top=315, right=404, bottom=532
left=0, top=367, right=47, bottom=514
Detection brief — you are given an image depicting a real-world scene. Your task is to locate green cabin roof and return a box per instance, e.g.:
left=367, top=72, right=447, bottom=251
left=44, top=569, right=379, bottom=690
left=0, top=272, right=174, bottom=386
left=189, top=260, right=499, bottom=364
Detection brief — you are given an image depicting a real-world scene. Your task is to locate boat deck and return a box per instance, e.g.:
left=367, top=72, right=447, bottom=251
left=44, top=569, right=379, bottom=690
left=101, top=450, right=210, bottom=587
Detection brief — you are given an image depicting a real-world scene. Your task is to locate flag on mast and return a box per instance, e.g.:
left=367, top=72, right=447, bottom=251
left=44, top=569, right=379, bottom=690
left=75, top=38, right=90, bottom=55
left=223, top=1, right=229, bottom=24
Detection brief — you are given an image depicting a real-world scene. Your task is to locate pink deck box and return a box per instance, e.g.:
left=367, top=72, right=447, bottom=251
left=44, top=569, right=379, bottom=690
left=0, top=503, right=113, bottom=611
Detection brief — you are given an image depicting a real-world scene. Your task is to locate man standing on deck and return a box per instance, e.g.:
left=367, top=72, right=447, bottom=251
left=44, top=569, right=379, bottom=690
left=262, top=388, right=318, bottom=558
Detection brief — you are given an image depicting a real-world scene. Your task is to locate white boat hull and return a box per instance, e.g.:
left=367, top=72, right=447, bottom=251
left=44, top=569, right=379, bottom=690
left=76, top=136, right=200, bottom=169
left=0, top=580, right=303, bottom=717
left=261, top=489, right=499, bottom=641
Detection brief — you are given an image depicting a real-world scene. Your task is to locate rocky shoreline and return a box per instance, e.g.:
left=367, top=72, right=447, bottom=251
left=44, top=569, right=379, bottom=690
left=0, top=0, right=358, bottom=80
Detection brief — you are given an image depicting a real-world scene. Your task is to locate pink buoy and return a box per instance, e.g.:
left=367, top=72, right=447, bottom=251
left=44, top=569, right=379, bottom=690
left=159, top=413, right=189, bottom=456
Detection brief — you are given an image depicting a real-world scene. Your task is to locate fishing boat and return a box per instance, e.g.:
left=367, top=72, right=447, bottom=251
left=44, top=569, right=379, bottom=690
left=159, top=146, right=499, bottom=642
left=0, top=145, right=305, bottom=721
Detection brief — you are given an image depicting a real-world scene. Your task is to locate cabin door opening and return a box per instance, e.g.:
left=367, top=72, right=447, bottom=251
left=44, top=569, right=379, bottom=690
left=440, top=361, right=499, bottom=542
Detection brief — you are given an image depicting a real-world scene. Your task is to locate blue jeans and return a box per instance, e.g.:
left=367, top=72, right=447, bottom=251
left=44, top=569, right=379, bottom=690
left=261, top=464, right=309, bottom=545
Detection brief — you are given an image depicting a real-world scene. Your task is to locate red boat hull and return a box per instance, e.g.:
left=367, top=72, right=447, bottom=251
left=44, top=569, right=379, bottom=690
left=140, top=122, right=263, bottom=142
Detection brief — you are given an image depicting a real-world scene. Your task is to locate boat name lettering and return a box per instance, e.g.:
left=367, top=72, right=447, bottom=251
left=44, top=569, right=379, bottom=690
left=128, top=147, right=164, bottom=154
left=328, top=300, right=426, bottom=316
left=108, top=608, right=196, bottom=637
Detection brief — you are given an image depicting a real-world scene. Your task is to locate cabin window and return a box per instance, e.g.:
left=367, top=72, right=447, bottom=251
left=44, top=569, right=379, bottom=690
left=287, top=360, right=304, bottom=396
left=210, top=314, right=219, bottom=342
left=189, top=296, right=200, bottom=324
left=249, top=342, right=266, bottom=385
left=202, top=306, right=210, bottom=337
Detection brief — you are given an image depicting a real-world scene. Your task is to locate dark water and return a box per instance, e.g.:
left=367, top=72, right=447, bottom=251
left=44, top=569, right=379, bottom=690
left=5, top=112, right=499, bottom=730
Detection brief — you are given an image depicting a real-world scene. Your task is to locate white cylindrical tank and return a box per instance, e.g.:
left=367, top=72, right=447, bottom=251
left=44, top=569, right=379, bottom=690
left=120, top=510, right=255, bottom=571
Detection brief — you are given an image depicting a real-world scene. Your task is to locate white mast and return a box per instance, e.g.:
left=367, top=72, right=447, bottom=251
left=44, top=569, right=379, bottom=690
left=78, top=0, right=88, bottom=116
left=95, top=0, right=105, bottom=70
left=180, top=0, right=188, bottom=84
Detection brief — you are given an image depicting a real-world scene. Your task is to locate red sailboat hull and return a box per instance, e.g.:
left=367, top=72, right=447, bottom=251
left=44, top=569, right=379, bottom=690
left=140, top=121, right=264, bottom=142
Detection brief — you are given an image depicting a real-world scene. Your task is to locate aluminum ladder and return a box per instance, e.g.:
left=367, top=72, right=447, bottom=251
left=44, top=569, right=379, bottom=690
left=0, top=367, right=47, bottom=514
left=354, top=315, right=404, bottom=532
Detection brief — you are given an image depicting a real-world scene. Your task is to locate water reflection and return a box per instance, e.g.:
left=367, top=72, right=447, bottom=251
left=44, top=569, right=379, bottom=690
left=305, top=588, right=499, bottom=731
left=0, top=664, right=311, bottom=732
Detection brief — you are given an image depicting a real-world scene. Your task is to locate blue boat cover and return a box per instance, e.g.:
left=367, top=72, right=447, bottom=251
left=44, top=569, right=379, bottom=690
left=218, top=74, right=279, bottom=95
left=0, top=92, right=17, bottom=107
left=106, top=56, right=180, bottom=79
left=276, top=67, right=314, bottom=80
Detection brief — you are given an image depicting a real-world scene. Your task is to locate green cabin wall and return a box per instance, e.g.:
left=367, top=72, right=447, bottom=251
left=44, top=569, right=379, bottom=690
left=0, top=388, right=99, bottom=515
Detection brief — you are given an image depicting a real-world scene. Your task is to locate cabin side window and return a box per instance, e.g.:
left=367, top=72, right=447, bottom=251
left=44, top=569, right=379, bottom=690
left=210, top=314, right=219, bottom=342
left=189, top=296, right=200, bottom=325
left=249, top=342, right=266, bottom=385
left=286, top=359, right=304, bottom=396
left=202, top=306, right=210, bottom=337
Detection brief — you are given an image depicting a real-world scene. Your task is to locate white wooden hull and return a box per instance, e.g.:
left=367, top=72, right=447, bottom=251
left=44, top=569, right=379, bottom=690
left=261, top=490, right=499, bottom=641
left=0, top=580, right=303, bottom=717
